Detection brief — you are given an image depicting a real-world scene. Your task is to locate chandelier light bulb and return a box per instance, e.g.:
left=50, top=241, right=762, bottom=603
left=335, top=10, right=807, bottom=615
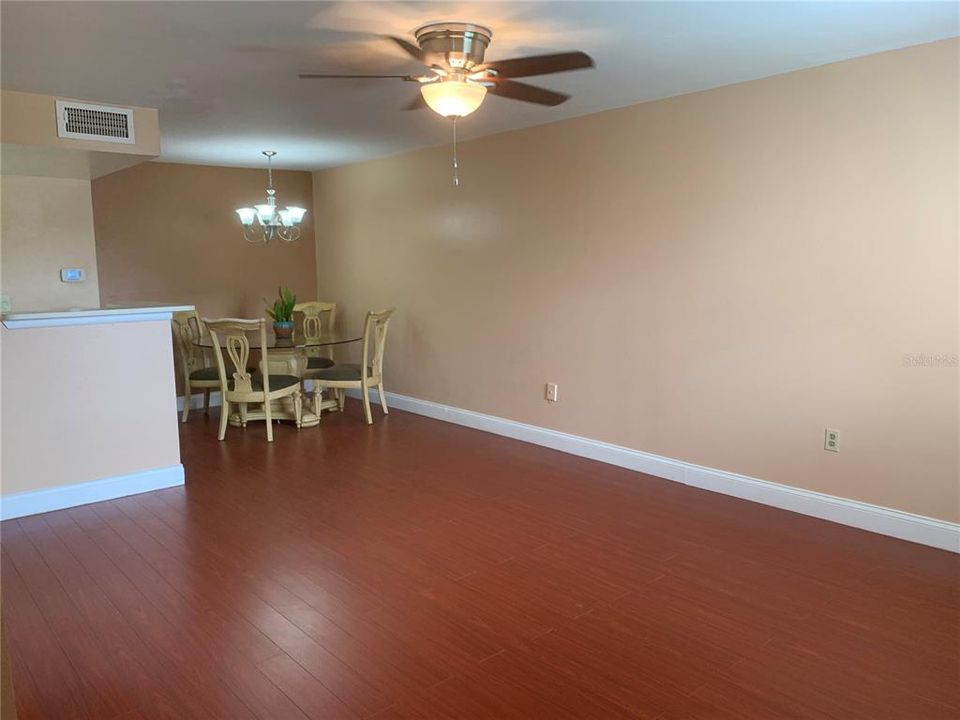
left=279, top=207, right=308, bottom=226
left=254, top=204, right=276, bottom=224
left=235, top=207, right=256, bottom=226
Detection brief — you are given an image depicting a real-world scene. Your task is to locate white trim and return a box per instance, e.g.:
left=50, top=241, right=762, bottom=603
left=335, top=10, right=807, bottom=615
left=176, top=391, right=223, bottom=412
left=2, top=304, right=194, bottom=329
left=3, top=312, right=175, bottom=329
left=350, top=389, right=960, bottom=553
left=0, top=464, right=185, bottom=521
left=176, top=384, right=316, bottom=412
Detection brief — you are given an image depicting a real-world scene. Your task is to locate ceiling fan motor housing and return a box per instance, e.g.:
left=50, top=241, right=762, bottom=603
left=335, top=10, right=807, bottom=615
left=415, top=22, right=492, bottom=71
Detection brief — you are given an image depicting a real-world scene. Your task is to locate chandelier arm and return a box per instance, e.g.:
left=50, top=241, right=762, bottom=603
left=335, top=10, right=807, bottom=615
left=243, top=225, right=266, bottom=244
left=279, top=225, right=301, bottom=243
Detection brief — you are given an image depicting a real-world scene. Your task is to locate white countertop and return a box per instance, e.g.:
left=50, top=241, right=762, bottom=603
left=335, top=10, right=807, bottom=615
left=2, top=303, right=194, bottom=328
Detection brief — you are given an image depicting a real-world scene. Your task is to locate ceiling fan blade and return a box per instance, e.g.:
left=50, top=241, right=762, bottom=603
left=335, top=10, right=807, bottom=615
left=385, top=35, right=425, bottom=61
left=479, top=51, right=594, bottom=79
left=382, top=35, right=433, bottom=64
left=487, top=80, right=570, bottom=106
left=383, top=35, right=447, bottom=70
left=299, top=73, right=419, bottom=81
left=402, top=94, right=427, bottom=111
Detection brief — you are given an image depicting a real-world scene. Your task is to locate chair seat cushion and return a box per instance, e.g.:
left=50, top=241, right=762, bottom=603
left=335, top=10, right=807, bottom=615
left=312, top=364, right=373, bottom=382
left=189, top=366, right=221, bottom=381
left=227, top=373, right=300, bottom=392
left=306, top=356, right=335, bottom=370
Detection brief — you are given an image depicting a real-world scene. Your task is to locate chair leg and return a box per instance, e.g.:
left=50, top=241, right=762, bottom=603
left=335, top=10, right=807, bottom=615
left=218, top=400, right=230, bottom=440
left=239, top=402, right=248, bottom=427
left=378, top=383, right=389, bottom=415
left=181, top=389, right=191, bottom=423
left=361, top=382, right=373, bottom=425
left=294, top=391, right=303, bottom=429
left=337, top=389, right=346, bottom=412
left=203, top=389, right=211, bottom=414
left=265, top=397, right=274, bottom=442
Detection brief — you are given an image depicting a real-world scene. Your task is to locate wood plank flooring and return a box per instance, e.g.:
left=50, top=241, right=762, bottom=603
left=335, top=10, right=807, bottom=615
left=2, top=401, right=957, bottom=719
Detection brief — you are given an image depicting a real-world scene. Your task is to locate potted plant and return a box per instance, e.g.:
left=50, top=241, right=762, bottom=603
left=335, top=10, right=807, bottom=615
left=265, top=286, right=296, bottom=341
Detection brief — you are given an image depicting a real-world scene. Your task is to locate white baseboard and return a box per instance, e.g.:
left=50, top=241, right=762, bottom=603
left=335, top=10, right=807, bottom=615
left=350, top=389, right=959, bottom=553
left=175, top=385, right=320, bottom=413
left=1, top=464, right=185, bottom=521
left=177, top=382, right=328, bottom=413
left=176, top=391, right=222, bottom=412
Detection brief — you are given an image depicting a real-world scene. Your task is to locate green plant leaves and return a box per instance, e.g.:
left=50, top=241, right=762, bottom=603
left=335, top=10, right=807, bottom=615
left=264, top=286, right=297, bottom=322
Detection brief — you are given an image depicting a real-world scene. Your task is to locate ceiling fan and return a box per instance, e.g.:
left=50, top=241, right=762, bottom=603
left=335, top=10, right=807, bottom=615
left=299, top=22, right=595, bottom=119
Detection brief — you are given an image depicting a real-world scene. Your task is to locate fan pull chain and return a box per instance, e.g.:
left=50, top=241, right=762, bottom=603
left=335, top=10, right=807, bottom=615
left=452, top=117, right=460, bottom=188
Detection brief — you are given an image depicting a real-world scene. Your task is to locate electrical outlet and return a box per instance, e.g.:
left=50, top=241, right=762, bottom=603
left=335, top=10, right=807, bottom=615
left=0, top=294, right=10, bottom=313
left=824, top=428, right=840, bottom=453
left=545, top=383, right=559, bottom=402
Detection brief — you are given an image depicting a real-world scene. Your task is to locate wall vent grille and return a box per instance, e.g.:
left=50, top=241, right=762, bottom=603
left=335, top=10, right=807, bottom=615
left=55, top=100, right=135, bottom=144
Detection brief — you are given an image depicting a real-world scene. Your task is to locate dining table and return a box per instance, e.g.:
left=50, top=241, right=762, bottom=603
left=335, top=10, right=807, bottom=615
left=194, top=328, right=364, bottom=351
left=193, top=327, right=364, bottom=428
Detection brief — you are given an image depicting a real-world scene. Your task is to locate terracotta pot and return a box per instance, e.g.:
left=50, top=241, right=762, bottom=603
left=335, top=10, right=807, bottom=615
left=273, top=321, right=294, bottom=340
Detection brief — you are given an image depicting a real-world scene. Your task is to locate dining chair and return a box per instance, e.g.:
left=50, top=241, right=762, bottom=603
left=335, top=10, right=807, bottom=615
left=203, top=317, right=303, bottom=442
left=311, top=308, right=395, bottom=425
left=294, top=301, right=339, bottom=415
left=171, top=309, right=219, bottom=423
left=293, top=301, right=338, bottom=371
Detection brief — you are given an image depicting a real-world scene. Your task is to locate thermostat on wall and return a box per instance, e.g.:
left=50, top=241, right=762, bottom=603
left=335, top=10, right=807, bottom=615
left=60, top=268, right=86, bottom=283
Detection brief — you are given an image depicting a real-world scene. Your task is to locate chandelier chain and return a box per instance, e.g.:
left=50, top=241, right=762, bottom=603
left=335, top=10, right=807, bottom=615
left=263, top=150, right=275, bottom=191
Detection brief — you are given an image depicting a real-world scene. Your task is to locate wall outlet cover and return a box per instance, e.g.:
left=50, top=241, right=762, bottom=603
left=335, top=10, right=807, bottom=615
left=824, top=428, right=840, bottom=452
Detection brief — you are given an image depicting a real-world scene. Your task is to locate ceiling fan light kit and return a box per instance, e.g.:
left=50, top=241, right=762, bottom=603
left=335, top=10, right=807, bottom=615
left=299, top=21, right=595, bottom=185
left=420, top=80, right=486, bottom=118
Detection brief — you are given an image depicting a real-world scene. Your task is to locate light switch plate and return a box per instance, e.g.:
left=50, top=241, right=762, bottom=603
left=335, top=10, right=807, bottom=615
left=60, top=268, right=86, bottom=283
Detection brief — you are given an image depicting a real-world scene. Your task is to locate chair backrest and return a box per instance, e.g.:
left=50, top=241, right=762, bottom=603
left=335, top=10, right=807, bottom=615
left=361, top=308, right=395, bottom=380
left=294, top=301, right=338, bottom=362
left=171, top=309, right=205, bottom=373
left=293, top=301, right=337, bottom=342
left=202, top=318, right=272, bottom=396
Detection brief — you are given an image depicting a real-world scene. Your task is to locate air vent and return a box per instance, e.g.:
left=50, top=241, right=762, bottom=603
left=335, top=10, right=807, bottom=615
left=55, top=100, right=135, bottom=144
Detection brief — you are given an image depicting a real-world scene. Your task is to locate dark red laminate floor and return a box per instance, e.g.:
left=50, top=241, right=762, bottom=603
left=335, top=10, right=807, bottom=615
left=2, top=402, right=957, bottom=719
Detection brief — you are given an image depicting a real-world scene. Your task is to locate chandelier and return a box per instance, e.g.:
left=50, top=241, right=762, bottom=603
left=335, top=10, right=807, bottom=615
left=235, top=151, right=307, bottom=243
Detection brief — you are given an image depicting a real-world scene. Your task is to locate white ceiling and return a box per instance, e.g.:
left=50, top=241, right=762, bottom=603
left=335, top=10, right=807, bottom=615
left=2, top=1, right=957, bottom=171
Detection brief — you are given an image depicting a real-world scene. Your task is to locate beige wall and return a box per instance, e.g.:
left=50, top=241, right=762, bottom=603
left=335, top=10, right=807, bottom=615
left=1, top=90, right=160, bottom=180
left=1, top=319, right=181, bottom=496
left=1, top=89, right=160, bottom=156
left=314, top=39, right=959, bottom=522
left=0, top=174, right=100, bottom=311
left=92, top=162, right=317, bottom=319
